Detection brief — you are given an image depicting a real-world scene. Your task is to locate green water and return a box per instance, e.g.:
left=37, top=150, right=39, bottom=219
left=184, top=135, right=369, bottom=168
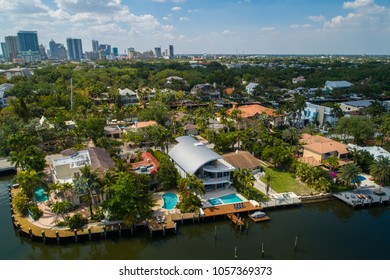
left=1, top=176, right=390, bottom=260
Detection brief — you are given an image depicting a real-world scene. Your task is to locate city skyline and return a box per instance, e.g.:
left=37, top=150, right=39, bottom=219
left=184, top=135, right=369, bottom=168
left=0, top=0, right=389, bottom=55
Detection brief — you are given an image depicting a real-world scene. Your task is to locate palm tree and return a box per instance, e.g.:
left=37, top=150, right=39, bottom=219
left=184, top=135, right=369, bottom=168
left=263, top=170, right=272, bottom=195
left=51, top=201, right=73, bottom=220
left=337, top=163, right=362, bottom=188
left=178, top=175, right=205, bottom=195
left=234, top=168, right=254, bottom=196
left=73, top=165, right=102, bottom=219
left=282, top=127, right=301, bottom=152
left=370, top=156, right=390, bottom=191
left=14, top=169, right=45, bottom=199
left=323, top=156, right=339, bottom=171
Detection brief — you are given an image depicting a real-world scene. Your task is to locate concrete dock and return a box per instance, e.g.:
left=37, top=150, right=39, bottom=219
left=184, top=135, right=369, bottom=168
left=333, top=186, right=390, bottom=207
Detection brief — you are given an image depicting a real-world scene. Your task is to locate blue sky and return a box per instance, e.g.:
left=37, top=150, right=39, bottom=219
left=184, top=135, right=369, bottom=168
left=0, top=0, right=389, bottom=55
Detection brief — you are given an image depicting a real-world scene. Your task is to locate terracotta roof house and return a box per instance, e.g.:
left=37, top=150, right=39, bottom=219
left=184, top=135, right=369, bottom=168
left=131, top=152, right=160, bottom=175
left=125, top=121, right=157, bottom=132
left=299, top=134, right=350, bottom=167
left=223, top=151, right=261, bottom=170
left=226, top=104, right=284, bottom=128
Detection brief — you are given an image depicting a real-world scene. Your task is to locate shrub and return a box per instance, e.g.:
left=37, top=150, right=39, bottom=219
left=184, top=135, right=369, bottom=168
left=28, top=204, right=43, bottom=220
left=65, top=213, right=88, bottom=230
left=14, top=191, right=30, bottom=215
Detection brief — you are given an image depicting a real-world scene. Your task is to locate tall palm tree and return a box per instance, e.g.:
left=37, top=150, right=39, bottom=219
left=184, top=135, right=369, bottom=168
left=51, top=201, right=73, bottom=219
left=234, top=168, right=254, bottom=196
left=178, top=175, right=205, bottom=195
left=282, top=127, right=301, bottom=152
left=73, top=165, right=102, bottom=219
left=337, top=163, right=362, bottom=188
left=370, top=156, right=390, bottom=191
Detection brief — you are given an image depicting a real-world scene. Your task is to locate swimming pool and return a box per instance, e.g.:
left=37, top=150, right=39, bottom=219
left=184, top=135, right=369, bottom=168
left=34, top=186, right=48, bottom=203
left=208, top=193, right=243, bottom=206
left=162, top=192, right=178, bottom=210
left=353, top=175, right=366, bottom=183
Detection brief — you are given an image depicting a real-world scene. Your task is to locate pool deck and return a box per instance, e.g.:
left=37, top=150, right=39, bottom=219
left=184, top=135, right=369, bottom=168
left=333, top=186, right=390, bottom=207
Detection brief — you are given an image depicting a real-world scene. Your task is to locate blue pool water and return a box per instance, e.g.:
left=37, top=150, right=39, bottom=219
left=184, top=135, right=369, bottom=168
left=34, top=186, right=48, bottom=203
left=353, top=175, right=367, bottom=183
left=208, top=193, right=242, bottom=205
left=162, top=192, right=178, bottom=210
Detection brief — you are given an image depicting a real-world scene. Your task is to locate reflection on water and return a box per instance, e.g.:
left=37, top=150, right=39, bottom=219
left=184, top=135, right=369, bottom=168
left=1, top=176, right=390, bottom=260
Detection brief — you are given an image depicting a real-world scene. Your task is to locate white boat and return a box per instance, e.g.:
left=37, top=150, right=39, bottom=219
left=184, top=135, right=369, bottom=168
left=251, top=211, right=266, bottom=218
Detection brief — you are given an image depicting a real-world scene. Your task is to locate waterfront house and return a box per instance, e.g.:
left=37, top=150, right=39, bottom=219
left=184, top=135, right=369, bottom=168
left=222, top=150, right=261, bottom=171
left=49, top=148, right=115, bottom=205
left=169, top=136, right=235, bottom=192
left=299, top=134, right=350, bottom=167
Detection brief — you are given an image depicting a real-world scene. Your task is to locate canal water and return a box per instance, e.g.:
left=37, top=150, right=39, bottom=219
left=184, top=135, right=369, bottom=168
left=1, top=176, right=390, bottom=260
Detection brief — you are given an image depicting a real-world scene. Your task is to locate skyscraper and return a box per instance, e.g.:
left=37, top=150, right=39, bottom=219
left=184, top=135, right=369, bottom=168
left=168, top=45, right=174, bottom=59
left=154, top=47, right=162, bottom=58
left=66, top=38, right=83, bottom=61
left=92, top=40, right=99, bottom=52
left=5, top=36, right=20, bottom=61
left=113, top=47, right=118, bottom=56
left=49, top=39, right=59, bottom=59
left=17, top=31, right=41, bottom=62
left=1, top=42, right=9, bottom=61
left=17, top=31, right=39, bottom=52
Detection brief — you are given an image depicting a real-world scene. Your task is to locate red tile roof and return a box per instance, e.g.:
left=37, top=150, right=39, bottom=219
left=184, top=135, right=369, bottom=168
left=226, top=104, right=279, bottom=118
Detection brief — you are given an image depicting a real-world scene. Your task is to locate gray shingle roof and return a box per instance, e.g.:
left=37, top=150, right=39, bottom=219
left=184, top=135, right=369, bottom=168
left=169, top=136, right=222, bottom=175
left=342, top=99, right=374, bottom=108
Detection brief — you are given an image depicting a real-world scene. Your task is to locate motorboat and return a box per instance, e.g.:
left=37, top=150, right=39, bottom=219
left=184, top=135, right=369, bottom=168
left=251, top=211, right=266, bottom=218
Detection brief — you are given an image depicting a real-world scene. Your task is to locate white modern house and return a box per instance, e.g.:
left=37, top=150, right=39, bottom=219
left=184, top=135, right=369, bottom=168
left=245, top=82, right=259, bottom=95
left=302, top=102, right=337, bottom=127
left=169, top=136, right=235, bottom=192
left=348, top=144, right=390, bottom=160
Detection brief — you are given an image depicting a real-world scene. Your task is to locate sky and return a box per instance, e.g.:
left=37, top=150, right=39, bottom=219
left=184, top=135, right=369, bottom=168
left=0, top=0, right=389, bottom=55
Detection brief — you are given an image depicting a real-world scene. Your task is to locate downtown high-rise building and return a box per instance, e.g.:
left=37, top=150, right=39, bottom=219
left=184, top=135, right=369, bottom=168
left=17, top=30, right=41, bottom=63
left=168, top=45, right=174, bottom=59
left=4, top=36, right=20, bottom=61
left=154, top=47, right=162, bottom=58
left=112, top=47, right=118, bottom=56
left=1, top=42, right=8, bottom=61
left=66, top=37, right=83, bottom=61
left=49, top=39, right=67, bottom=60
left=92, top=39, right=99, bottom=52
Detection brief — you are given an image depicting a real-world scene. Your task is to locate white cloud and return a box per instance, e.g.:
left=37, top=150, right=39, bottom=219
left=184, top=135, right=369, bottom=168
left=171, top=6, right=182, bottom=12
left=179, top=17, right=190, bottom=21
left=260, top=26, right=275, bottom=32
left=290, top=24, right=312, bottom=29
left=307, top=15, right=326, bottom=22
left=324, top=0, right=388, bottom=29
left=188, top=9, right=201, bottom=13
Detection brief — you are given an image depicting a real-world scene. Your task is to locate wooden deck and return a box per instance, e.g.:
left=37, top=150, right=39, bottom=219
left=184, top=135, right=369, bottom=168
left=202, top=201, right=261, bottom=217
left=147, top=216, right=176, bottom=233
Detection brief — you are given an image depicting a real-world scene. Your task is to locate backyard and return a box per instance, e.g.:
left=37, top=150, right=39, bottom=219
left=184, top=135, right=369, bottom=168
left=261, top=167, right=315, bottom=196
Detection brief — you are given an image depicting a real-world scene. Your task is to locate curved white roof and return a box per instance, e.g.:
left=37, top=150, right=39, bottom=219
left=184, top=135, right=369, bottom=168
left=169, top=136, right=222, bottom=175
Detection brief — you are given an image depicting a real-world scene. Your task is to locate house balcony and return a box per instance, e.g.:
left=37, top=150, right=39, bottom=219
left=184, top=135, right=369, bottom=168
left=198, top=175, right=232, bottom=185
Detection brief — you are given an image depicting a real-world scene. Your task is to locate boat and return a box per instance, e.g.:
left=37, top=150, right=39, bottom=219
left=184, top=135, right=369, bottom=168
left=251, top=211, right=266, bottom=218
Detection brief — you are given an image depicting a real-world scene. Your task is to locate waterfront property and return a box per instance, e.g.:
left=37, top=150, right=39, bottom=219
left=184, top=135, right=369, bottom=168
left=222, top=150, right=262, bottom=171
left=169, top=136, right=235, bottom=192
left=299, top=134, right=351, bottom=167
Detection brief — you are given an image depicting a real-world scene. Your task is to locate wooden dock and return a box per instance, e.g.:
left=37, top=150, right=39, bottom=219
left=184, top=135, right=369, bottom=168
left=248, top=215, right=270, bottom=223
left=227, top=213, right=244, bottom=226
left=147, top=216, right=176, bottom=236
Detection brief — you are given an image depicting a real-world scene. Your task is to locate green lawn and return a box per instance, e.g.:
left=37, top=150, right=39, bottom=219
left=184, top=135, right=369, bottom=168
left=261, top=167, right=315, bottom=196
